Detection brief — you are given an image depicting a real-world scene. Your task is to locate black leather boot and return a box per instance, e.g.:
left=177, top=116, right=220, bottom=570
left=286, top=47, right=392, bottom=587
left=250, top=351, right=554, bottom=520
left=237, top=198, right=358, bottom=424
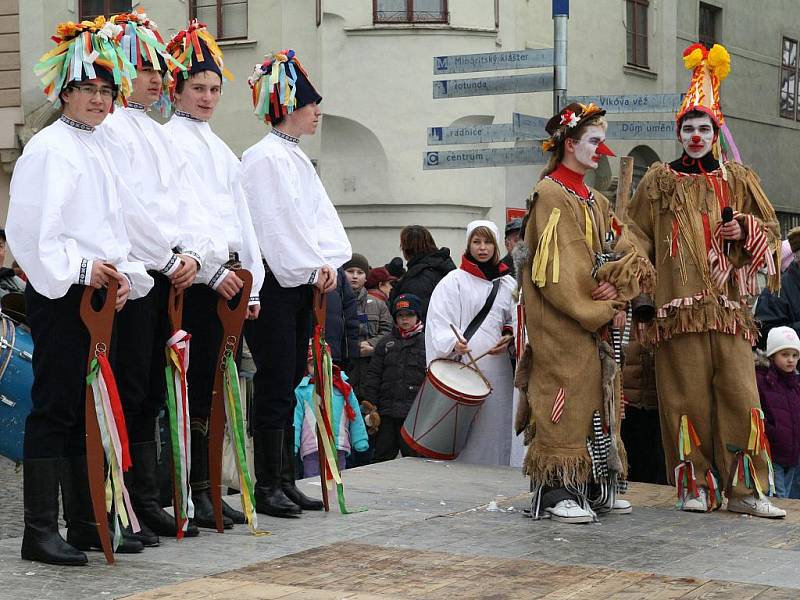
left=222, top=498, right=246, bottom=525
left=123, top=520, right=159, bottom=547
left=126, top=440, right=180, bottom=539
left=61, top=456, right=143, bottom=554
left=254, top=429, right=301, bottom=518
left=20, top=458, right=87, bottom=566
left=189, top=420, right=233, bottom=530
left=281, top=426, right=323, bottom=510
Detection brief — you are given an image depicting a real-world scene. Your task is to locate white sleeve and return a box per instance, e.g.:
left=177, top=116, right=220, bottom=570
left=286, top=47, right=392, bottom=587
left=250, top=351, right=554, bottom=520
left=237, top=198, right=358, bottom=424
left=316, top=180, right=352, bottom=270
left=424, top=274, right=462, bottom=363
left=232, top=178, right=265, bottom=306
left=116, top=177, right=181, bottom=275
left=7, top=150, right=92, bottom=299
left=174, top=160, right=213, bottom=268
left=242, top=152, right=336, bottom=288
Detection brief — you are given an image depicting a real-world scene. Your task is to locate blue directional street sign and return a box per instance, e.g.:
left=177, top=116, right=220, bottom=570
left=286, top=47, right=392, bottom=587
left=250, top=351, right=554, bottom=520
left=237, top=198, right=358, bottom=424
left=423, top=146, right=546, bottom=170
left=434, top=72, right=554, bottom=99
left=512, top=113, right=550, bottom=139
left=433, top=49, right=554, bottom=75
left=566, top=93, right=683, bottom=113
left=427, top=124, right=519, bottom=145
left=605, top=120, right=676, bottom=140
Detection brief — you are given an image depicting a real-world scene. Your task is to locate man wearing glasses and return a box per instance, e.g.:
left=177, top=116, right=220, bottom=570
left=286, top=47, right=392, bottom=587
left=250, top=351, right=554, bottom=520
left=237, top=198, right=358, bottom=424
left=7, top=20, right=152, bottom=565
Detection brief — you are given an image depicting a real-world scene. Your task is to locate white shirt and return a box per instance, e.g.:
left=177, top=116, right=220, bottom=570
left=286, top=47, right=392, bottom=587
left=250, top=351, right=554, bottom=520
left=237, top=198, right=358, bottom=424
left=98, top=105, right=219, bottom=277
left=163, top=112, right=264, bottom=305
left=241, top=130, right=351, bottom=288
left=7, top=116, right=152, bottom=300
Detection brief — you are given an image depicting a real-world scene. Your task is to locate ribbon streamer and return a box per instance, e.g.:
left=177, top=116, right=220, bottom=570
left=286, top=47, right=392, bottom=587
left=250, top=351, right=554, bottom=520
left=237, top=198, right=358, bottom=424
left=164, top=329, right=194, bottom=538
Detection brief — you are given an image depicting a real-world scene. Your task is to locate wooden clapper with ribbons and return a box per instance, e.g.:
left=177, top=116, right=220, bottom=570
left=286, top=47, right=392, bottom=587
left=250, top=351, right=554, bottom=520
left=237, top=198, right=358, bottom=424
left=81, top=275, right=139, bottom=565
left=207, top=269, right=265, bottom=534
left=310, top=288, right=366, bottom=514
left=164, top=287, right=192, bottom=538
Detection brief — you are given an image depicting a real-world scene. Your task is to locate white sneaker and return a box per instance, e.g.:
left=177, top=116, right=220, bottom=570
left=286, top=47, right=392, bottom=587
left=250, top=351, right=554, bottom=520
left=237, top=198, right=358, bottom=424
left=727, top=494, right=787, bottom=519
left=681, top=488, right=707, bottom=512
left=612, top=498, right=632, bottom=514
left=545, top=499, right=593, bottom=524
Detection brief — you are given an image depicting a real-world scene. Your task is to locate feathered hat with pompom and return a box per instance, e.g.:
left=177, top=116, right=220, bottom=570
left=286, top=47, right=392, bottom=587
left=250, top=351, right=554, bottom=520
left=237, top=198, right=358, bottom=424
left=110, top=8, right=185, bottom=114
left=676, top=42, right=740, bottom=162
left=34, top=16, right=135, bottom=107
left=166, top=19, right=232, bottom=100
left=248, top=50, right=322, bottom=125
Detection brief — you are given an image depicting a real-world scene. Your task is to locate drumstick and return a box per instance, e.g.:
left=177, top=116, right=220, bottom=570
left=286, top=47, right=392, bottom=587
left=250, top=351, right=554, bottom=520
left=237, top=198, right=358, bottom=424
left=458, top=335, right=513, bottom=369
left=449, top=323, right=489, bottom=382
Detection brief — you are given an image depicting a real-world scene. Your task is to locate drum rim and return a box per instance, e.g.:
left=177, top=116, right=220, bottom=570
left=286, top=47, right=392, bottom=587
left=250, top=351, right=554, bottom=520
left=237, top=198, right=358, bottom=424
left=428, top=359, right=490, bottom=402
left=400, top=426, right=456, bottom=460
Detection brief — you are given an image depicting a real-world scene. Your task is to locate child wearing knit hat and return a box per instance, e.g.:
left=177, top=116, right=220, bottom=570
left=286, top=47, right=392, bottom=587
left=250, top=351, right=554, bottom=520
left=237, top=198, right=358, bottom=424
left=756, top=326, right=800, bottom=498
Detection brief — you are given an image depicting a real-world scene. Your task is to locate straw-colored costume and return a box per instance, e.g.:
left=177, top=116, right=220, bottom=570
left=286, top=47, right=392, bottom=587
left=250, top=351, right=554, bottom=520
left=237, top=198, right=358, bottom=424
left=521, top=178, right=641, bottom=493
left=624, top=43, right=780, bottom=505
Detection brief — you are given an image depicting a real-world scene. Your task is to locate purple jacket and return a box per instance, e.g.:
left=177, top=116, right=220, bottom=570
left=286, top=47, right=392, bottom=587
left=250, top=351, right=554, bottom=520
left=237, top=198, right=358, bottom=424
left=756, top=364, right=800, bottom=468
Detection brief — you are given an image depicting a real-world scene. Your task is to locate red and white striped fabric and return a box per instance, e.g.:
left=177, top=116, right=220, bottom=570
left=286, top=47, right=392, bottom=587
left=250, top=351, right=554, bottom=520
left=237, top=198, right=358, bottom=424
left=551, top=388, right=565, bottom=423
left=708, top=211, right=775, bottom=297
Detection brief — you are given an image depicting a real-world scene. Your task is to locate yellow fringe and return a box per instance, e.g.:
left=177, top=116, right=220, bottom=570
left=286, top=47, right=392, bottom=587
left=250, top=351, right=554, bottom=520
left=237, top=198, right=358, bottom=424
left=532, top=207, right=561, bottom=287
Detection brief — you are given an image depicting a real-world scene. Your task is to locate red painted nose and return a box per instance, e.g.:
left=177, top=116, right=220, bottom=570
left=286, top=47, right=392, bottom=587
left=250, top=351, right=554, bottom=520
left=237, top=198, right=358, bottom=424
left=691, top=135, right=702, bottom=143
left=597, top=142, right=615, bottom=157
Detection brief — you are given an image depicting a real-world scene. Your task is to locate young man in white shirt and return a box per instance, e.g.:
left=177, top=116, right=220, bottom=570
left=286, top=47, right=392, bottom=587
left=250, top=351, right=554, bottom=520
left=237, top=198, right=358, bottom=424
left=8, top=19, right=151, bottom=566
left=242, top=51, right=351, bottom=517
left=165, top=20, right=265, bottom=529
left=99, top=11, right=225, bottom=542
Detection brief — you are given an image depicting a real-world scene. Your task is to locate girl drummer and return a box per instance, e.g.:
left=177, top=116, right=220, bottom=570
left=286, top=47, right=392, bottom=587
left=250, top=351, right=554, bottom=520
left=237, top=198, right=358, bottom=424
left=425, top=220, right=516, bottom=466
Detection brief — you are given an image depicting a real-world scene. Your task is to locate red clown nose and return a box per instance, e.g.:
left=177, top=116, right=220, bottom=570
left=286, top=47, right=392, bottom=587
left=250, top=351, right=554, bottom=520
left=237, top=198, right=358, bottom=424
left=597, top=142, right=615, bottom=157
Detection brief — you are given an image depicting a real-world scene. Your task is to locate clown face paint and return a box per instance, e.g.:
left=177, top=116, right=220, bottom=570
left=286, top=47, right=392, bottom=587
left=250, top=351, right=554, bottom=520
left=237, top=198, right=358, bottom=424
left=680, top=114, right=716, bottom=159
left=571, top=125, right=607, bottom=171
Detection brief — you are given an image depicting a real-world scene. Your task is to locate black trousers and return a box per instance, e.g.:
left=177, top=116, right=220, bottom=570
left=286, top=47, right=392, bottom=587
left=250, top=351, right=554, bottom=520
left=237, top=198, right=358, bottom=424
left=183, top=283, right=223, bottom=419
left=245, top=271, right=312, bottom=432
left=372, top=416, right=416, bottom=463
left=115, top=272, right=170, bottom=442
left=24, top=285, right=93, bottom=458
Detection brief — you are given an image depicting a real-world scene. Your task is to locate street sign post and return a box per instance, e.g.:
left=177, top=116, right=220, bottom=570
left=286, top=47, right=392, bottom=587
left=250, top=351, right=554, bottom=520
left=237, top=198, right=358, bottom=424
left=427, top=124, right=518, bottom=145
left=433, top=72, right=554, bottom=99
left=566, top=93, right=683, bottom=113
left=605, top=120, right=676, bottom=140
left=423, top=146, right=545, bottom=170
left=433, top=49, right=554, bottom=75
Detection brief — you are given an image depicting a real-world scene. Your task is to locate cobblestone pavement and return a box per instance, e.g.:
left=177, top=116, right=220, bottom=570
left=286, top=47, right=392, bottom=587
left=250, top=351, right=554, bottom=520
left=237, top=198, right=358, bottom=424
left=1, top=458, right=799, bottom=599
left=0, top=456, right=22, bottom=540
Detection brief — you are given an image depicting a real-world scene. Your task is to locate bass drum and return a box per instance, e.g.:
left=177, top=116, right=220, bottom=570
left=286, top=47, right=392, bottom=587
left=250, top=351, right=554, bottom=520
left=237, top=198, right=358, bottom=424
left=0, top=314, right=33, bottom=463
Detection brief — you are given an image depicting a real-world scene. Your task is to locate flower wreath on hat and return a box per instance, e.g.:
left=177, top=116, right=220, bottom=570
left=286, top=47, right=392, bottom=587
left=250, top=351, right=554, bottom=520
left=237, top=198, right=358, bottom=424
left=35, top=16, right=135, bottom=107
left=542, top=102, right=605, bottom=152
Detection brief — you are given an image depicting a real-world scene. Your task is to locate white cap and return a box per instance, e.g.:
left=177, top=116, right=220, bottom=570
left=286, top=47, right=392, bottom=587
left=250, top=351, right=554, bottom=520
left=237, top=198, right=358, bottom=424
left=466, top=220, right=499, bottom=246
left=766, top=326, right=800, bottom=357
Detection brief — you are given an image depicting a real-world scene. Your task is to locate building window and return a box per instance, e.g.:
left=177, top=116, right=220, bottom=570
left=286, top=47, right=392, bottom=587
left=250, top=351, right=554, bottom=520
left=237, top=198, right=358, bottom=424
left=625, top=0, right=648, bottom=68
left=79, top=0, right=131, bottom=20
left=781, top=37, right=798, bottom=120
left=373, top=0, right=448, bottom=24
left=190, top=0, right=248, bottom=41
left=699, top=3, right=721, bottom=47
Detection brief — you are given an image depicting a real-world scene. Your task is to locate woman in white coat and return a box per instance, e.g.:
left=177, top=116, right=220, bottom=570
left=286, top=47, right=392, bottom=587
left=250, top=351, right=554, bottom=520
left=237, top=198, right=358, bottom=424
left=425, top=220, right=516, bottom=466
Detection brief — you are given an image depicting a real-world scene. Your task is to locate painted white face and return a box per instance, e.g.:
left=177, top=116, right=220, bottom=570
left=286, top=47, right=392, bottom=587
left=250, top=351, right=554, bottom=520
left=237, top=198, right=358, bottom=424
left=572, top=125, right=606, bottom=170
left=680, top=114, right=715, bottom=159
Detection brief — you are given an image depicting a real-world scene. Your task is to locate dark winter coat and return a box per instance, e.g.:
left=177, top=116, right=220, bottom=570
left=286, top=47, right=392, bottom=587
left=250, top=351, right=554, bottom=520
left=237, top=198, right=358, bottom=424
left=389, top=248, right=456, bottom=320
left=361, top=327, right=427, bottom=419
left=325, top=269, right=360, bottom=366
left=756, top=363, right=800, bottom=468
left=755, top=261, right=800, bottom=350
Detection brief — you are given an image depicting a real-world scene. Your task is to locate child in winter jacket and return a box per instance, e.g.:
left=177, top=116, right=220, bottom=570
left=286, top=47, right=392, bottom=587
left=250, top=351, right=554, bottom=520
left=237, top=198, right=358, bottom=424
left=294, top=346, right=370, bottom=477
left=362, top=294, right=427, bottom=462
left=756, top=326, right=800, bottom=498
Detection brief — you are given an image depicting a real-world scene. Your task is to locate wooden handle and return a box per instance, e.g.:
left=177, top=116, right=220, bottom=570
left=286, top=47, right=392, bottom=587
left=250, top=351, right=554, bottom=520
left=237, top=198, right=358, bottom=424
left=209, top=269, right=253, bottom=533
left=80, top=277, right=119, bottom=565
left=168, top=286, right=184, bottom=333
left=615, top=156, right=634, bottom=221
left=312, top=288, right=330, bottom=511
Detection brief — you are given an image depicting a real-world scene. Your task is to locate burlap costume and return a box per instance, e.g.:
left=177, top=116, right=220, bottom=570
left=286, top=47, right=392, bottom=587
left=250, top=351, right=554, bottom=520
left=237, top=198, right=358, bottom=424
left=520, top=178, right=641, bottom=493
left=625, top=161, right=780, bottom=502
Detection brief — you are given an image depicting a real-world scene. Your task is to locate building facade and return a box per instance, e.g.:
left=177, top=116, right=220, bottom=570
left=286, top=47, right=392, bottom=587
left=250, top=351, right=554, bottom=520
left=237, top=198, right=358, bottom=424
left=6, top=1, right=800, bottom=266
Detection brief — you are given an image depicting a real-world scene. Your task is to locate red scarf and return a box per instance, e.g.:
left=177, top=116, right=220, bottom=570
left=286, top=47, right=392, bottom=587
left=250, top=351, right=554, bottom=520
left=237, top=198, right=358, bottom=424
left=310, top=365, right=356, bottom=421
left=399, top=321, right=424, bottom=339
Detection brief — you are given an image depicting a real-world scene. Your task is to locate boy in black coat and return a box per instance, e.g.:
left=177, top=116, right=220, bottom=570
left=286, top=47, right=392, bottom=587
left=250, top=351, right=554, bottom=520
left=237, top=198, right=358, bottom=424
left=363, top=294, right=427, bottom=462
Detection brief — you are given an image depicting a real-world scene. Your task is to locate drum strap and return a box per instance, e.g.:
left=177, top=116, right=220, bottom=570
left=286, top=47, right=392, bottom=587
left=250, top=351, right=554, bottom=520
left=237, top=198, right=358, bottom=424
left=463, top=279, right=501, bottom=342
